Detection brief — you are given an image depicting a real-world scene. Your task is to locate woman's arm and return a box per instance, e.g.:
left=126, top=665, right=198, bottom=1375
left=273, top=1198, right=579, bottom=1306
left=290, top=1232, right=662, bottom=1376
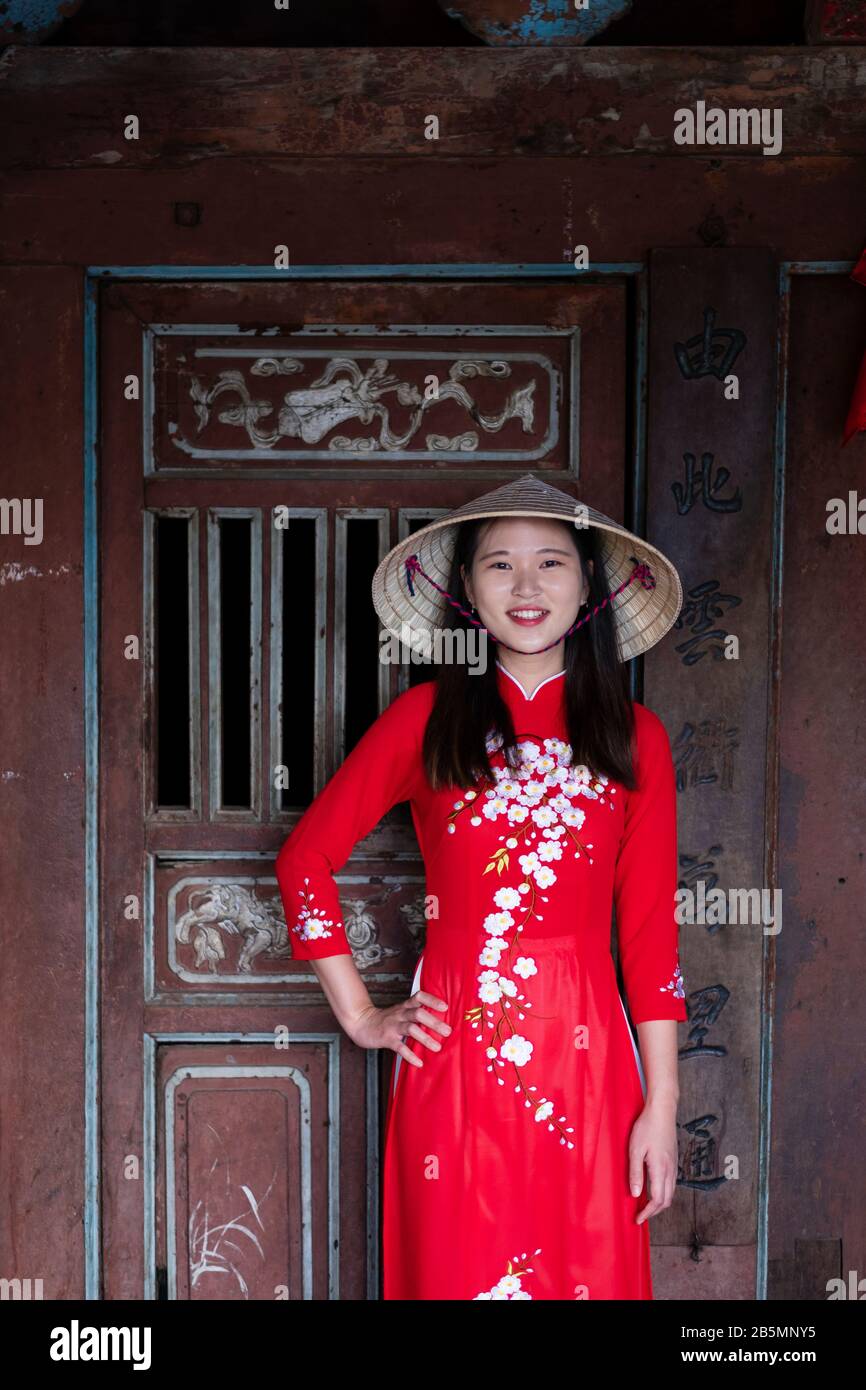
left=638, top=1019, right=681, bottom=1110
left=613, top=703, right=687, bottom=1029
left=276, top=685, right=426, bottom=960
left=631, top=1019, right=680, bottom=1221
left=613, top=702, right=688, bottom=1218
left=275, top=683, right=449, bottom=1065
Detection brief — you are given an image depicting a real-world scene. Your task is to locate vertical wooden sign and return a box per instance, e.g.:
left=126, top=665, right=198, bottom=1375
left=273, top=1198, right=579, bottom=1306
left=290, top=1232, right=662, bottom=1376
left=644, top=247, right=776, bottom=1297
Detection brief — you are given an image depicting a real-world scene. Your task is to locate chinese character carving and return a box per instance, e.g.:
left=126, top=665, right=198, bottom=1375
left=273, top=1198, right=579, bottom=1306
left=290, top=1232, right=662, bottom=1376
left=677, top=1114, right=729, bottom=1191
left=673, top=579, right=742, bottom=664
left=671, top=451, right=742, bottom=514
left=674, top=306, right=746, bottom=381
left=679, top=985, right=729, bottom=1060
left=672, top=719, right=739, bottom=792
left=679, top=846, right=724, bottom=895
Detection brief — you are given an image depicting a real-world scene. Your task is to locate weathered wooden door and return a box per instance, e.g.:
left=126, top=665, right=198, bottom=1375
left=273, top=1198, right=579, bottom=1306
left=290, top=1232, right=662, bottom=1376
left=98, top=275, right=627, bottom=1298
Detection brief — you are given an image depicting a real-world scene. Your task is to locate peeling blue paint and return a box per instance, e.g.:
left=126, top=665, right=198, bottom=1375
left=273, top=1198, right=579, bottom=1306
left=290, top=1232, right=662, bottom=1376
left=0, top=0, right=85, bottom=44
left=446, top=0, right=631, bottom=46
left=518, top=0, right=616, bottom=43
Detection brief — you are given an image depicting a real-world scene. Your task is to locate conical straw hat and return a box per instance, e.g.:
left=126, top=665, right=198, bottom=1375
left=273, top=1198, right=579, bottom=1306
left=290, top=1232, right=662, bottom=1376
left=371, top=472, right=682, bottom=663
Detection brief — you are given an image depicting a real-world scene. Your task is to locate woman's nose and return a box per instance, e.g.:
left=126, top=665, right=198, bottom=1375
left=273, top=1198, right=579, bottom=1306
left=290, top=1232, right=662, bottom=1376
left=512, top=578, right=542, bottom=597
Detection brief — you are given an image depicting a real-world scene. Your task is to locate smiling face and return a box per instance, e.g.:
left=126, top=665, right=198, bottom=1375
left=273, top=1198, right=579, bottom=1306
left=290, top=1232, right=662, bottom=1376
left=460, top=517, right=593, bottom=654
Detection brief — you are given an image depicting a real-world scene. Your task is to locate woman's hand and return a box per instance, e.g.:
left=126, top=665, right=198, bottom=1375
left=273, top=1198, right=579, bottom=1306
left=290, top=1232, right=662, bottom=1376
left=348, top=989, right=451, bottom=1068
left=628, top=1096, right=679, bottom=1224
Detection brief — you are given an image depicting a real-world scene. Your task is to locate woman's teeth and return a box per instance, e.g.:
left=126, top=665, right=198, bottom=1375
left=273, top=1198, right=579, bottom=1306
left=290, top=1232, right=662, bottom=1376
left=508, top=609, right=548, bottom=623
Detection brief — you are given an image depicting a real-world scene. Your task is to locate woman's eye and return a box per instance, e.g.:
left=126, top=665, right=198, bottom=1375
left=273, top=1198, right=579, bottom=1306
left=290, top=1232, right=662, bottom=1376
left=489, top=560, right=563, bottom=570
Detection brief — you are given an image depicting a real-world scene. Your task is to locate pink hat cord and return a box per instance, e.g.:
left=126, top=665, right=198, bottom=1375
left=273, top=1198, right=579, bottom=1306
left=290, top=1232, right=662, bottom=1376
left=403, top=553, right=656, bottom=655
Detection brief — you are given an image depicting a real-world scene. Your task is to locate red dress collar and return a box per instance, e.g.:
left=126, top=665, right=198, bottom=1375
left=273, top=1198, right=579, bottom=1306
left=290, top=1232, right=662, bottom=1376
left=495, top=659, right=566, bottom=710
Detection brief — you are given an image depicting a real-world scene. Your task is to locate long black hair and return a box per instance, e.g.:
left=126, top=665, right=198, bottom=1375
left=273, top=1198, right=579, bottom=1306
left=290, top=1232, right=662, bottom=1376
left=420, top=516, right=638, bottom=793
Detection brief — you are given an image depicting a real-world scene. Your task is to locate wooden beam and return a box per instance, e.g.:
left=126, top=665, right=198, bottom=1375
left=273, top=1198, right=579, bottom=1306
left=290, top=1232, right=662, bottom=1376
left=2, top=46, right=866, bottom=168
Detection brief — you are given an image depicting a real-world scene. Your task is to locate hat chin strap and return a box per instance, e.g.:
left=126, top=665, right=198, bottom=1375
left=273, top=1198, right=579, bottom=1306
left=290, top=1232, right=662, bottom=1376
left=403, top=554, right=656, bottom=655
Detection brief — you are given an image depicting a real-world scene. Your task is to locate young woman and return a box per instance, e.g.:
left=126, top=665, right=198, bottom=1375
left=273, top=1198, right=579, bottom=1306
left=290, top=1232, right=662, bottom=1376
left=276, top=472, right=687, bottom=1300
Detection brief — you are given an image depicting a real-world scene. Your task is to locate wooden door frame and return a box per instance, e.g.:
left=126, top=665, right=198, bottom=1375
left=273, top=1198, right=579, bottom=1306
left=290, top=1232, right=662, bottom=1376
left=83, top=256, right=851, bottom=1298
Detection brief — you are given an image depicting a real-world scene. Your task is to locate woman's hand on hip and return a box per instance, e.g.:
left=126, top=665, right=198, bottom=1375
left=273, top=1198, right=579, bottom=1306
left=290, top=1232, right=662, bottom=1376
left=348, top=990, right=451, bottom=1067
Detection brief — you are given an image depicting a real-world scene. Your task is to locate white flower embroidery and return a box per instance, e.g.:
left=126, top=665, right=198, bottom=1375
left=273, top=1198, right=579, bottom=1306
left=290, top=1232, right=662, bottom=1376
left=533, top=865, right=557, bottom=889
left=478, top=970, right=504, bottom=1003
left=500, top=1035, right=533, bottom=1065
left=513, top=956, right=537, bottom=980
left=473, top=1249, right=542, bottom=1300
left=493, top=886, right=522, bottom=909
left=482, top=935, right=508, bottom=956
left=484, top=910, right=514, bottom=935
left=497, top=779, right=522, bottom=798
left=660, top=961, right=686, bottom=999
left=453, top=733, right=618, bottom=1149
left=292, top=876, right=340, bottom=943
left=479, top=943, right=505, bottom=967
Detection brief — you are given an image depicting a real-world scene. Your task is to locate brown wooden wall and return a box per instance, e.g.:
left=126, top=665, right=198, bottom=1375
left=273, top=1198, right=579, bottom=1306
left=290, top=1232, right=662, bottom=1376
left=0, top=45, right=863, bottom=1300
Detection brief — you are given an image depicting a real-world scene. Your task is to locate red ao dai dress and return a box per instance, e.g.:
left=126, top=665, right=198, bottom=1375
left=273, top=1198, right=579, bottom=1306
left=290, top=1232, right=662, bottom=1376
left=276, top=660, right=687, bottom=1300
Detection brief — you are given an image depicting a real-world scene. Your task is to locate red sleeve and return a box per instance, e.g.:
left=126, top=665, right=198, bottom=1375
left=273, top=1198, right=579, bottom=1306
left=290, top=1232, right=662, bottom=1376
left=276, top=685, right=427, bottom=961
left=613, top=703, right=688, bottom=1025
